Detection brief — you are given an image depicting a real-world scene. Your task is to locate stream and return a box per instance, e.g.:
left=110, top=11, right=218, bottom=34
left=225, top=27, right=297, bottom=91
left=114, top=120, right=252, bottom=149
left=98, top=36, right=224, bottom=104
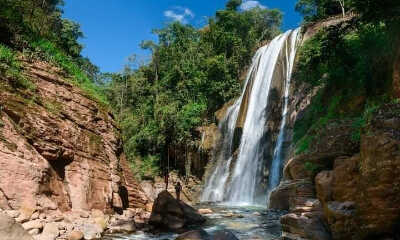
left=103, top=204, right=285, bottom=240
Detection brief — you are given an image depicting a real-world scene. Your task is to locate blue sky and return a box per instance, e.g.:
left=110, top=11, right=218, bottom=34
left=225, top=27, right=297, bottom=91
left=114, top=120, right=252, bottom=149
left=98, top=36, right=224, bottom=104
left=63, top=0, right=302, bottom=73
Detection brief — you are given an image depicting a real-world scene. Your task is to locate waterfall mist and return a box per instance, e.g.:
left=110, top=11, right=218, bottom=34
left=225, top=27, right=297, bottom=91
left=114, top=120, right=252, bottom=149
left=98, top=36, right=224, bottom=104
left=201, top=28, right=301, bottom=206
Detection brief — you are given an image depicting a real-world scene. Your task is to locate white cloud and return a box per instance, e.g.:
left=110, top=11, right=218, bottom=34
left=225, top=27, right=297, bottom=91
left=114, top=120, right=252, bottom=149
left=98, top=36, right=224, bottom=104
left=164, top=7, right=195, bottom=23
left=239, top=1, right=267, bottom=11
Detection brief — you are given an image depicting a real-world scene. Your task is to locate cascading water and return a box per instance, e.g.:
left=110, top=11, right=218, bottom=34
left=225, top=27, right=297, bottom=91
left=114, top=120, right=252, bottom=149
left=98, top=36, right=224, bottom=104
left=201, top=28, right=301, bottom=205
left=268, top=28, right=300, bottom=191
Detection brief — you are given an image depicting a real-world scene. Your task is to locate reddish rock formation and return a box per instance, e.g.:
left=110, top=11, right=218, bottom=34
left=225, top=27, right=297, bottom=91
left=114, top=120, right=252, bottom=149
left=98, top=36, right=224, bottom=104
left=0, top=60, right=150, bottom=238
left=273, top=103, right=400, bottom=240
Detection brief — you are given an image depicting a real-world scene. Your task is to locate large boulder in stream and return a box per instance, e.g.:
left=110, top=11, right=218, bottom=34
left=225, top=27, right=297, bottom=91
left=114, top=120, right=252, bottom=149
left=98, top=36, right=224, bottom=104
left=176, top=229, right=211, bottom=240
left=149, top=191, right=206, bottom=230
left=175, top=229, right=239, bottom=240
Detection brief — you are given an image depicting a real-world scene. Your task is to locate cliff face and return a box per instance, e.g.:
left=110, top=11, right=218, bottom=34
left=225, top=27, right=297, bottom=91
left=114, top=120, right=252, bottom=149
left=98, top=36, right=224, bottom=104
left=271, top=104, right=400, bottom=240
left=268, top=18, right=400, bottom=240
left=0, top=60, right=150, bottom=238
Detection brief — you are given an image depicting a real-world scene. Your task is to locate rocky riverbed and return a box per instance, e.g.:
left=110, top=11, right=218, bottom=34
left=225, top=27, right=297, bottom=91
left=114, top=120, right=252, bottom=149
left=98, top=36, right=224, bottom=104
left=103, top=204, right=286, bottom=240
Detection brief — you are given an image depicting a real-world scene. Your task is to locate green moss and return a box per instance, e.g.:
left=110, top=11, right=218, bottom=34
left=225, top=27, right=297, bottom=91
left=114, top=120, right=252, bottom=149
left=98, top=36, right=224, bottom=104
left=87, top=131, right=103, bottom=153
left=44, top=101, right=63, bottom=115
left=304, top=161, right=322, bottom=175
left=0, top=44, right=35, bottom=91
left=296, top=135, right=313, bottom=155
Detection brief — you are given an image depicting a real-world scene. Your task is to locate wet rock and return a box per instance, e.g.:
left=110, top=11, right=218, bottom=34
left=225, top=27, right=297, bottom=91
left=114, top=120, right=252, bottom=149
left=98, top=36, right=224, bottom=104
left=176, top=229, right=211, bottom=240
left=0, top=212, right=33, bottom=240
left=149, top=191, right=206, bottom=230
left=198, top=208, right=213, bottom=214
left=212, top=230, right=239, bottom=240
left=281, top=212, right=331, bottom=240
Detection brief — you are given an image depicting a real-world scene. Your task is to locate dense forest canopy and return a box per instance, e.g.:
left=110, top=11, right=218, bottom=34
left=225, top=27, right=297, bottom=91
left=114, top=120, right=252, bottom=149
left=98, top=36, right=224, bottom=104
left=105, top=0, right=283, bottom=177
left=0, top=0, right=399, bottom=178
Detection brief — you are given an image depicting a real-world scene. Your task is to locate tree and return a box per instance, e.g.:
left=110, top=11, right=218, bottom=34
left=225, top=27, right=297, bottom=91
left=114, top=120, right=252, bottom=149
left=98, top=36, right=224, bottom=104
left=337, top=0, right=345, bottom=17
left=295, top=0, right=350, bottom=22
left=226, top=0, right=242, bottom=11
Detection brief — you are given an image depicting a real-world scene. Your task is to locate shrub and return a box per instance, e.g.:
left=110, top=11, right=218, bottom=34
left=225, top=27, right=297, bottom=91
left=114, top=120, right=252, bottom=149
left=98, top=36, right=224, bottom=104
left=0, top=44, right=34, bottom=89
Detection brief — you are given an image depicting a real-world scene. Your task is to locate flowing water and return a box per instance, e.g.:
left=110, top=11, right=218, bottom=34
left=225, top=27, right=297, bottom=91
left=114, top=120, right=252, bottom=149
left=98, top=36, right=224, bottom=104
left=201, top=29, right=301, bottom=205
left=103, top=204, right=285, bottom=240
left=106, top=29, right=300, bottom=240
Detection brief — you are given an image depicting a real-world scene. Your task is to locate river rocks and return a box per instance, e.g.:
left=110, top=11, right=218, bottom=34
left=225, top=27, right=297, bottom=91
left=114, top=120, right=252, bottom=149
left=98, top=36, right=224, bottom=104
left=0, top=212, right=33, bottom=240
left=80, top=223, right=103, bottom=240
left=22, top=219, right=44, bottom=231
left=212, top=230, right=239, bottom=240
left=68, top=230, right=84, bottom=240
left=40, top=222, right=60, bottom=240
left=198, top=208, right=213, bottom=214
left=175, top=229, right=239, bottom=240
left=149, top=191, right=206, bottom=230
left=176, top=229, right=211, bottom=240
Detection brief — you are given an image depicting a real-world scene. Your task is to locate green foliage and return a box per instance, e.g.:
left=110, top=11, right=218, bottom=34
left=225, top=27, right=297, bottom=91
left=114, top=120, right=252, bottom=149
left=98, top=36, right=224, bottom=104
left=304, top=161, right=322, bottom=174
left=31, top=39, right=107, bottom=105
left=296, top=135, right=312, bottom=154
left=0, top=44, right=34, bottom=89
left=130, top=155, right=160, bottom=179
left=295, top=0, right=350, bottom=22
left=351, top=101, right=379, bottom=142
left=293, top=17, right=398, bottom=151
left=104, top=5, right=283, bottom=175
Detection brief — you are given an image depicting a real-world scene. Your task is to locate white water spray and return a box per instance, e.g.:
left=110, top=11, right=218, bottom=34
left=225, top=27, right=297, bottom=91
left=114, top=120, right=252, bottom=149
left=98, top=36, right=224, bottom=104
left=201, top=29, right=301, bottom=205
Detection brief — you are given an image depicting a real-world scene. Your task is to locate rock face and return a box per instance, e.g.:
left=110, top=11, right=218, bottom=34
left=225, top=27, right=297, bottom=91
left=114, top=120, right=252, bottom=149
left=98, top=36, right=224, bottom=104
left=0, top=60, right=150, bottom=238
left=149, top=191, right=206, bottom=231
left=271, top=103, right=400, bottom=240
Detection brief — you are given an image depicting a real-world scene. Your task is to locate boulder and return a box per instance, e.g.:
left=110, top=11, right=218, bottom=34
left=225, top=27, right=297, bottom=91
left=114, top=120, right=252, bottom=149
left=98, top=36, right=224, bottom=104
left=269, top=179, right=314, bottom=211
left=22, top=219, right=44, bottom=231
left=0, top=212, right=33, bottom=240
left=281, top=212, right=331, bottom=240
left=81, top=223, right=103, bottom=240
left=68, top=230, right=84, bottom=240
left=40, top=222, right=60, bottom=240
left=198, top=209, right=213, bottom=214
left=176, top=229, right=211, bottom=240
left=212, top=230, right=239, bottom=240
left=149, top=191, right=206, bottom=230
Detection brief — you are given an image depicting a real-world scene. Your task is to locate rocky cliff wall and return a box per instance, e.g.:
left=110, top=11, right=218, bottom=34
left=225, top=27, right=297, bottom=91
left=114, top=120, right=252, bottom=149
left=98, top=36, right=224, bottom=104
left=0, top=60, right=150, bottom=239
left=269, top=17, right=400, bottom=240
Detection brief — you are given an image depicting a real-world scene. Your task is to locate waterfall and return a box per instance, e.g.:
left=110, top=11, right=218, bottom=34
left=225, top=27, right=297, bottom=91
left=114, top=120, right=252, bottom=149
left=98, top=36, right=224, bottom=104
left=268, top=28, right=300, bottom=191
left=201, top=28, right=301, bottom=205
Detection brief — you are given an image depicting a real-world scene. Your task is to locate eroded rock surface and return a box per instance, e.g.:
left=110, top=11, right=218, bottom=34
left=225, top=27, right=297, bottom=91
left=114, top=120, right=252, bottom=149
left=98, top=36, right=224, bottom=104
left=0, top=60, right=150, bottom=238
left=272, top=104, right=400, bottom=240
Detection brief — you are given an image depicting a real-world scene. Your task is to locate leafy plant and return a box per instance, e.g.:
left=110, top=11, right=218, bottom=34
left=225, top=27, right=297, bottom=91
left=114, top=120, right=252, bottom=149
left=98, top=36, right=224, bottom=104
left=0, top=44, right=34, bottom=89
